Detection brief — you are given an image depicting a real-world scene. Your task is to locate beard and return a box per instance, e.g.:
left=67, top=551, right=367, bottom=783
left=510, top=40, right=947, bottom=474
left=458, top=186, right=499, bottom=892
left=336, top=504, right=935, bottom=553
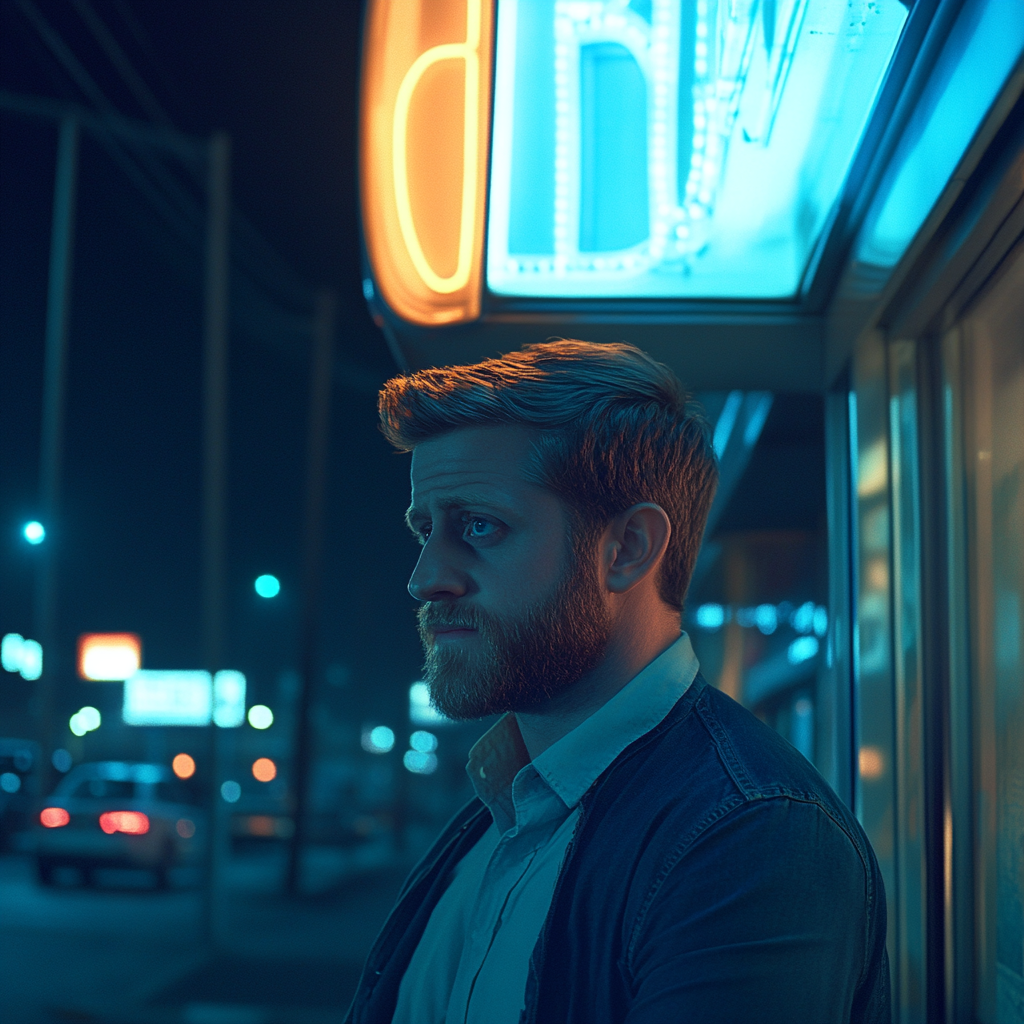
left=416, top=542, right=611, bottom=720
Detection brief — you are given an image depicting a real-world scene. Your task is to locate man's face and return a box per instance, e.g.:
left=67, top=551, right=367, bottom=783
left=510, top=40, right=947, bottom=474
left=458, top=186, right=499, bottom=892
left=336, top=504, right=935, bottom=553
left=406, top=424, right=610, bottom=720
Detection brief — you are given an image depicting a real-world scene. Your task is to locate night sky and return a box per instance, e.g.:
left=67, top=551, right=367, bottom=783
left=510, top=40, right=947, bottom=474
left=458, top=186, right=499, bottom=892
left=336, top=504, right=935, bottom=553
left=0, top=0, right=424, bottom=739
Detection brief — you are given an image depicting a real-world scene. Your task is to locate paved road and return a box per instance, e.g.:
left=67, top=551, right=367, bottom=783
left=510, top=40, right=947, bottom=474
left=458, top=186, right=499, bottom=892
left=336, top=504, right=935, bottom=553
left=0, top=849, right=409, bottom=1022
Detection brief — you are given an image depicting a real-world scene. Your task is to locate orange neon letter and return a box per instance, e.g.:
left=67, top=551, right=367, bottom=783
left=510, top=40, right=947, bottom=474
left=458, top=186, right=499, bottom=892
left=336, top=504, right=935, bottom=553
left=392, top=0, right=481, bottom=294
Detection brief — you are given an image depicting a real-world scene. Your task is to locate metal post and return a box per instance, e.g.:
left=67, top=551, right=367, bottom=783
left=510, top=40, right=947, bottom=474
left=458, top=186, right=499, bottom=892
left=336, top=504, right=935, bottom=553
left=202, top=132, right=231, bottom=942
left=286, top=290, right=336, bottom=896
left=33, top=118, right=80, bottom=789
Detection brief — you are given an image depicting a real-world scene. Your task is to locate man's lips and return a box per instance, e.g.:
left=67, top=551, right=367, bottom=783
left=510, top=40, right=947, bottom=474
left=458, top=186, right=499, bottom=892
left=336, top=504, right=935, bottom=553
left=430, top=626, right=479, bottom=639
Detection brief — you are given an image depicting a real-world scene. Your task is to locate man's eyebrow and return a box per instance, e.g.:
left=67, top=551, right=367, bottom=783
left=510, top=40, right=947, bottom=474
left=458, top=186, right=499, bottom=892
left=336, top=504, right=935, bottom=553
left=404, top=494, right=515, bottom=532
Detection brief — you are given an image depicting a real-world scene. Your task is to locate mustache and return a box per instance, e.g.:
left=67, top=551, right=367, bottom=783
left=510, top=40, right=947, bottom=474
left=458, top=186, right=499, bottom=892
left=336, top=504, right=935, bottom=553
left=417, top=604, right=489, bottom=633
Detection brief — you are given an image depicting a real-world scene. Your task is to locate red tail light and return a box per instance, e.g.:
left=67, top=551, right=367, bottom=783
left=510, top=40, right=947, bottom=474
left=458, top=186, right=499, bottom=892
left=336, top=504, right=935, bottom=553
left=40, top=807, right=70, bottom=828
left=99, top=810, right=150, bottom=835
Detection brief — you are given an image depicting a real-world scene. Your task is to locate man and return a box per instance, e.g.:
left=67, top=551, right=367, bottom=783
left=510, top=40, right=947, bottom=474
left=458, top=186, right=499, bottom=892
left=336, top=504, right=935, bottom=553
left=347, top=340, right=889, bottom=1024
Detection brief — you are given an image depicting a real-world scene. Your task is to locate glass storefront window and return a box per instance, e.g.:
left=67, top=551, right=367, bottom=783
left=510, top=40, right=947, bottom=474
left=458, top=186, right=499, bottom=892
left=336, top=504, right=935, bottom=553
left=962, top=252, right=1024, bottom=1024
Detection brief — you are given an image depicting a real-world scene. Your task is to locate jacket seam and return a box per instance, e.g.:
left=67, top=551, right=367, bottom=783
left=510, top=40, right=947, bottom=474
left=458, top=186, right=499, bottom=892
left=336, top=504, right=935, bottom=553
left=694, top=691, right=759, bottom=796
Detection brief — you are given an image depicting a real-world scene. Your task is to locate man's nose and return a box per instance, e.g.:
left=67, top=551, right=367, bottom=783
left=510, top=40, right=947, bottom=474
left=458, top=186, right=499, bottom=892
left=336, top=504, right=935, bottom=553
left=408, top=537, right=470, bottom=602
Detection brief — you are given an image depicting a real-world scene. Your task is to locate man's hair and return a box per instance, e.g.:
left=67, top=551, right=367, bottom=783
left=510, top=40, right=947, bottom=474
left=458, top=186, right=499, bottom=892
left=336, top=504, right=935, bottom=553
left=378, top=339, right=718, bottom=609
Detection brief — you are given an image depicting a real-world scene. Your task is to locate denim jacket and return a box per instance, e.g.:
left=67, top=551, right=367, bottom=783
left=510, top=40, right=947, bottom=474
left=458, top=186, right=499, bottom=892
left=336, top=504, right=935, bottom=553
left=346, top=675, right=891, bottom=1024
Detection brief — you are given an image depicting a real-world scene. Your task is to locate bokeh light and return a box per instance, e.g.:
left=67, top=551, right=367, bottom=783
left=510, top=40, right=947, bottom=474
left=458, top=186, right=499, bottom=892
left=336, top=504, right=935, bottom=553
left=254, top=574, right=280, bottom=598
left=252, top=757, right=277, bottom=782
left=40, top=807, right=70, bottom=828
left=361, top=725, right=395, bottom=754
left=409, top=730, right=438, bottom=753
left=172, top=753, right=196, bottom=779
left=23, top=521, right=45, bottom=544
left=247, top=705, right=274, bottom=730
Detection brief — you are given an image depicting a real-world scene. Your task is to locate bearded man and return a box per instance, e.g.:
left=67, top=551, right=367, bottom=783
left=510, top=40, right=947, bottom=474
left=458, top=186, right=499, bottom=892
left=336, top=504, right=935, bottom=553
left=346, top=340, right=890, bottom=1024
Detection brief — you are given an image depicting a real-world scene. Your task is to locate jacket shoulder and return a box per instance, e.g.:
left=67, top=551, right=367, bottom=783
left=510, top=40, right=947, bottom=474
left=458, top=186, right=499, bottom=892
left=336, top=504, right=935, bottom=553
left=690, top=681, right=861, bottom=836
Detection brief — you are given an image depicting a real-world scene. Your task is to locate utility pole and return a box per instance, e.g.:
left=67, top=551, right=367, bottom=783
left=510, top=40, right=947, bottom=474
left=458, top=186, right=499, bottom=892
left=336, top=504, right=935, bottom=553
left=202, top=132, right=231, bottom=942
left=286, top=290, right=336, bottom=896
left=34, top=118, right=80, bottom=790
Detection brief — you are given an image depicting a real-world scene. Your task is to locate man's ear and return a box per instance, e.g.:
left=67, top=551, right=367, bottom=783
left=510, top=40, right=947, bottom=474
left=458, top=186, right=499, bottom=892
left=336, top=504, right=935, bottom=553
left=603, top=503, right=672, bottom=595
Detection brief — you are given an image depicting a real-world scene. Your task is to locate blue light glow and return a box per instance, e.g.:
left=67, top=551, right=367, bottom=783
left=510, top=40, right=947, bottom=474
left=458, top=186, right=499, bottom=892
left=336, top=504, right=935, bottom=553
left=743, top=394, right=773, bottom=448
left=403, top=750, right=439, bottom=774
left=2, top=634, right=43, bottom=681
left=713, top=391, right=743, bottom=457
left=487, top=0, right=907, bottom=298
left=792, top=601, right=816, bottom=634
left=220, top=780, right=241, bottom=803
left=409, top=730, right=438, bottom=754
left=695, top=603, right=726, bottom=630
left=362, top=725, right=395, bottom=754
left=122, top=670, right=213, bottom=726
left=0, top=772, right=21, bottom=794
left=213, top=670, right=247, bottom=728
left=23, top=521, right=45, bottom=544
left=857, top=0, right=1024, bottom=269
left=409, top=681, right=453, bottom=726
left=787, top=636, right=820, bottom=665
left=255, top=574, right=280, bottom=599
left=754, top=604, right=778, bottom=635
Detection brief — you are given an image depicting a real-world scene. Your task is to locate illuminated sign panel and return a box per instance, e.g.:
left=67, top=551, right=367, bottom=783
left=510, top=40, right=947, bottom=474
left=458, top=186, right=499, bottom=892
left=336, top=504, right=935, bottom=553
left=486, top=0, right=907, bottom=299
left=123, top=670, right=247, bottom=727
left=78, top=633, right=142, bottom=681
left=123, top=671, right=212, bottom=727
left=361, top=0, right=493, bottom=325
left=213, top=670, right=246, bottom=728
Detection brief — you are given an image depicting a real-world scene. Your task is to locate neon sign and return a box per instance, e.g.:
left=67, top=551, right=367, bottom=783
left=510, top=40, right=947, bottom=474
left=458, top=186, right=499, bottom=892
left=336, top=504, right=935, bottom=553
left=361, top=0, right=493, bottom=325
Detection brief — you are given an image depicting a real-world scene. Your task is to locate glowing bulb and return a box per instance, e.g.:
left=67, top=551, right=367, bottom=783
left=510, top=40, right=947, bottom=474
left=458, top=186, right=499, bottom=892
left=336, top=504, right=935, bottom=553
left=247, top=705, right=274, bottom=730
left=23, top=521, right=45, bottom=544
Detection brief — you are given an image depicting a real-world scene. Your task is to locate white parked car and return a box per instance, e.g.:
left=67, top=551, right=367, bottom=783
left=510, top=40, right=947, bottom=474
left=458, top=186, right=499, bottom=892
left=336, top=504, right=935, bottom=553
left=33, top=761, right=203, bottom=887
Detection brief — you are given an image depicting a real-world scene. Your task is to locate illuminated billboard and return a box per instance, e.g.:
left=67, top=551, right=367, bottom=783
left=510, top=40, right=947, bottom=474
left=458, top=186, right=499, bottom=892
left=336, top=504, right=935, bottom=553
left=485, top=0, right=907, bottom=299
left=122, top=670, right=247, bottom=727
left=123, top=671, right=213, bottom=727
left=78, top=633, right=142, bottom=681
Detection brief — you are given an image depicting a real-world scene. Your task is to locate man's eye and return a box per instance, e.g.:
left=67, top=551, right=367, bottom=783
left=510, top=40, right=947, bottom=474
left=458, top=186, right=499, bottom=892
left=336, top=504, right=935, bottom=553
left=464, top=517, right=495, bottom=539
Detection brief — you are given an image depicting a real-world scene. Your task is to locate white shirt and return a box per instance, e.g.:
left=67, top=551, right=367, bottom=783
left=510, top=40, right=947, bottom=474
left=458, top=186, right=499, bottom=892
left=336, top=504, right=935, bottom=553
left=391, top=633, right=700, bottom=1024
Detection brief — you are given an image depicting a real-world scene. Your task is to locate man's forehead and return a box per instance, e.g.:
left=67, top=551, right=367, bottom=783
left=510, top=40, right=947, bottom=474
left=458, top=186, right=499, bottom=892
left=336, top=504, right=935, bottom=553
left=410, top=424, right=539, bottom=494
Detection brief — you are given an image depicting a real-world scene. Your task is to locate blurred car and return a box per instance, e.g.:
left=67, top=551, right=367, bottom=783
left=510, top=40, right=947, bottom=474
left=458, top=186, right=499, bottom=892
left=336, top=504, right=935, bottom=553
left=32, top=761, right=203, bottom=886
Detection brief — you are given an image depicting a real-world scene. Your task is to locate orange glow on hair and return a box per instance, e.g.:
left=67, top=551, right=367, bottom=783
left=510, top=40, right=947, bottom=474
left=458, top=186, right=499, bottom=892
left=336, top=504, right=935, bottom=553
left=360, top=0, right=493, bottom=325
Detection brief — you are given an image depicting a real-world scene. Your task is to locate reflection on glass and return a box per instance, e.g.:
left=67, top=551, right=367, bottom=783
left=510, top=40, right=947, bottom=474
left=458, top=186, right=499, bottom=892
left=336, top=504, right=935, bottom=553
left=851, top=331, right=898, bottom=987
left=857, top=0, right=1024, bottom=270
left=963, top=254, right=1024, bottom=1024
left=487, top=0, right=907, bottom=298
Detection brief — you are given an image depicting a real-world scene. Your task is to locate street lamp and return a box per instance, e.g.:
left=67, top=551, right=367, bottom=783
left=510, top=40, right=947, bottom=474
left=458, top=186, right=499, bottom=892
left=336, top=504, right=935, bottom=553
left=23, top=521, right=45, bottom=544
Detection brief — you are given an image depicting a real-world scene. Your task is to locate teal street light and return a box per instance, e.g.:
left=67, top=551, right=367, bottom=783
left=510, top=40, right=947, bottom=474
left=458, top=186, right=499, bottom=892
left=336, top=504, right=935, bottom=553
left=254, top=574, right=280, bottom=598
left=23, top=521, right=45, bottom=545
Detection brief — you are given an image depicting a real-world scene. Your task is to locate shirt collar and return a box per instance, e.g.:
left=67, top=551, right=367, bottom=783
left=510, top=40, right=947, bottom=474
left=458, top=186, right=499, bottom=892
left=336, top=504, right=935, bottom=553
left=532, top=631, right=698, bottom=809
left=465, top=632, right=699, bottom=819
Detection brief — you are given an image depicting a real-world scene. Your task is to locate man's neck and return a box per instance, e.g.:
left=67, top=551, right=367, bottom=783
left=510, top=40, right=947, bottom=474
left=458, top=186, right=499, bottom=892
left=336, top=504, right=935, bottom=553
left=515, top=620, right=682, bottom=760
